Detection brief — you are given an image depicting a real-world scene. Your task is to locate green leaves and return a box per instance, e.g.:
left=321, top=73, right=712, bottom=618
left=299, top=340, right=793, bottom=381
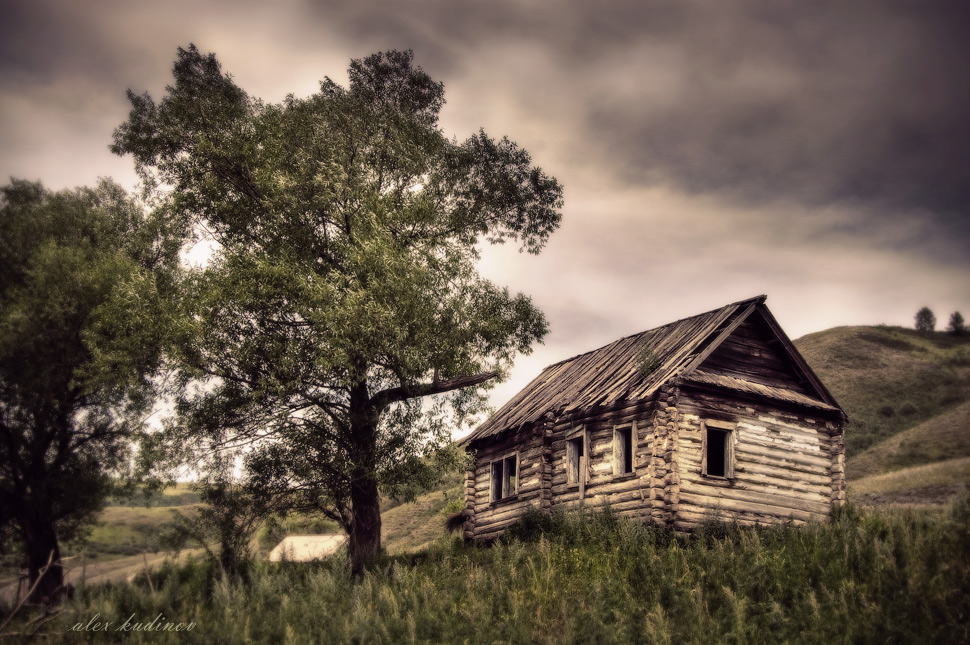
left=0, top=178, right=184, bottom=568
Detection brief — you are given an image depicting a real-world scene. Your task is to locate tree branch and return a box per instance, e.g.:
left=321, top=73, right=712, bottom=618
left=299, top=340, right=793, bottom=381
left=370, top=371, right=497, bottom=412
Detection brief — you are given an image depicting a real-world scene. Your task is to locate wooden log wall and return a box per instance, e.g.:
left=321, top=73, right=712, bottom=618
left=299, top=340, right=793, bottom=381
left=545, top=399, right=659, bottom=522
left=829, top=430, right=846, bottom=506
left=462, top=465, right=476, bottom=541
left=539, top=412, right=556, bottom=511
left=467, top=426, right=543, bottom=542
left=647, top=385, right=680, bottom=525
left=672, top=386, right=844, bottom=531
left=467, top=398, right=665, bottom=540
left=466, top=383, right=844, bottom=541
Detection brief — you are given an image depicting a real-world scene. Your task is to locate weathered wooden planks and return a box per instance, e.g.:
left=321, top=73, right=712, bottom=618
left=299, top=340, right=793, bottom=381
left=671, top=386, right=841, bottom=528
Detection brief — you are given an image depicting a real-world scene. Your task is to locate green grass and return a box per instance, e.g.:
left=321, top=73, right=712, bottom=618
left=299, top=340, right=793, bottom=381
left=795, top=326, right=970, bottom=457
left=80, top=506, right=202, bottom=560
left=12, top=500, right=969, bottom=644
left=846, top=400, right=970, bottom=480
left=849, top=457, right=970, bottom=506
left=107, top=483, right=203, bottom=508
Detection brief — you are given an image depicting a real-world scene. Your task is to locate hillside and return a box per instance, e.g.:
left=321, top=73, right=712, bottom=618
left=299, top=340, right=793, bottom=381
left=849, top=456, right=970, bottom=506
left=846, top=399, right=970, bottom=480
left=794, top=325, right=970, bottom=458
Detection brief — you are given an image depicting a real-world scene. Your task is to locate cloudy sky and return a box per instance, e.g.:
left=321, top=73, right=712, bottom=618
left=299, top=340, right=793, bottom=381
left=2, top=0, right=968, bottom=406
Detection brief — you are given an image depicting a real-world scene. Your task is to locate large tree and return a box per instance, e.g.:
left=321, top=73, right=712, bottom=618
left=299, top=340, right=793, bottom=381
left=113, top=47, right=563, bottom=573
left=0, top=179, right=180, bottom=601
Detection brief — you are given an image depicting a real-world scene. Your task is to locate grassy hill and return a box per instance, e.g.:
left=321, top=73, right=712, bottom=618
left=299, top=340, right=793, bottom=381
left=794, top=325, right=970, bottom=458
left=794, top=325, right=970, bottom=506
left=846, top=399, right=970, bottom=480
left=849, top=457, right=970, bottom=506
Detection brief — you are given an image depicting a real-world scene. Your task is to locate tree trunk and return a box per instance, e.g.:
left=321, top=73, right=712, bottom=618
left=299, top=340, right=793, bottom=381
left=24, top=517, right=65, bottom=604
left=219, top=535, right=249, bottom=582
left=346, top=377, right=383, bottom=577
left=348, top=467, right=382, bottom=577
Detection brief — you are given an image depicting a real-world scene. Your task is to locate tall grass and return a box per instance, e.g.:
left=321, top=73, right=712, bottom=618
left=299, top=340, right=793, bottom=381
left=19, top=494, right=970, bottom=644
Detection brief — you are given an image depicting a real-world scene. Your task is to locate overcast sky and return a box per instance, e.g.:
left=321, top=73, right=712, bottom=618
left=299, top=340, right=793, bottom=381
left=2, top=0, right=968, bottom=406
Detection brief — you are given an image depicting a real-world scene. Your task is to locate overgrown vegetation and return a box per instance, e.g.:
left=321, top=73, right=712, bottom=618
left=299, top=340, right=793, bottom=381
left=106, top=484, right=202, bottom=508
left=6, top=500, right=967, bottom=643
left=0, top=502, right=196, bottom=582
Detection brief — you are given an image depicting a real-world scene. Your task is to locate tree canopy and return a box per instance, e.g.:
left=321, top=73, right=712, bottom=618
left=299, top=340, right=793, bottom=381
left=112, top=46, right=563, bottom=573
left=915, top=307, right=936, bottom=332
left=0, top=179, right=181, bottom=600
left=947, top=312, right=965, bottom=335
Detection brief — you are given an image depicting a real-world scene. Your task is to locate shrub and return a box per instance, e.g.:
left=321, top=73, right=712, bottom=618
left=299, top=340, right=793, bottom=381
left=878, top=404, right=895, bottom=417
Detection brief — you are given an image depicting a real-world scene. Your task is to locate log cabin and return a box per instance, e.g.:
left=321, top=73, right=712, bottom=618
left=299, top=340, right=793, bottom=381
left=459, top=295, right=846, bottom=542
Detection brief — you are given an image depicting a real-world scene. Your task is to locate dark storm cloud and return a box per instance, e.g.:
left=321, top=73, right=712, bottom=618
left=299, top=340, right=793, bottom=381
left=309, top=0, right=970, bottom=226
left=1, top=0, right=967, bottom=414
left=590, top=2, right=970, bottom=218
left=0, top=1, right=138, bottom=88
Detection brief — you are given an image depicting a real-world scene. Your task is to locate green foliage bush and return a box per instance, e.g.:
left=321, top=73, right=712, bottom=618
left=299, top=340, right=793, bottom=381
left=26, top=503, right=970, bottom=643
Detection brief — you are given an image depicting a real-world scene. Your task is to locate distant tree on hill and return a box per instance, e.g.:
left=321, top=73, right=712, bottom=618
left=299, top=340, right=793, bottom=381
left=914, top=307, right=936, bottom=332
left=947, top=312, right=966, bottom=335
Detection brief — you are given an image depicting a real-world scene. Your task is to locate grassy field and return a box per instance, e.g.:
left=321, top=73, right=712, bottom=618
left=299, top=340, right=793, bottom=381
left=6, top=500, right=967, bottom=643
left=4, top=325, right=969, bottom=640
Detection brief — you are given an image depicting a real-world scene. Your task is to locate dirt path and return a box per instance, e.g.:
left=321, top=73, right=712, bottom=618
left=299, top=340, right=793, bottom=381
left=0, top=549, right=205, bottom=607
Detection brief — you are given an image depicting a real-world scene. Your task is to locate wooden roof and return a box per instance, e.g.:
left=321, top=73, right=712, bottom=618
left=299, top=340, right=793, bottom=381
left=463, top=295, right=843, bottom=446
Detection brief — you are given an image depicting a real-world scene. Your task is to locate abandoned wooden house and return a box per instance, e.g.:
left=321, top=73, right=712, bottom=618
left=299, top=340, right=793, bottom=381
left=459, top=295, right=847, bottom=541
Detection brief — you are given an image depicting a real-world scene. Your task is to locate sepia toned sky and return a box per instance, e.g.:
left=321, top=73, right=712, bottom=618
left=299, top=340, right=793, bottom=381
left=2, top=0, right=968, bottom=406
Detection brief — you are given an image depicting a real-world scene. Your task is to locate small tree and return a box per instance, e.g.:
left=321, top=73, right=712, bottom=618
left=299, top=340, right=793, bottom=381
left=915, top=307, right=936, bottom=332
left=947, top=312, right=966, bottom=335
left=163, top=459, right=301, bottom=581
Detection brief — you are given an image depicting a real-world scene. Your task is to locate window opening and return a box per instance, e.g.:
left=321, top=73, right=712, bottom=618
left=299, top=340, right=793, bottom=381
left=567, top=435, right=584, bottom=484
left=614, top=425, right=634, bottom=475
left=702, top=420, right=735, bottom=479
left=491, top=454, right=518, bottom=502
left=706, top=429, right=729, bottom=477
